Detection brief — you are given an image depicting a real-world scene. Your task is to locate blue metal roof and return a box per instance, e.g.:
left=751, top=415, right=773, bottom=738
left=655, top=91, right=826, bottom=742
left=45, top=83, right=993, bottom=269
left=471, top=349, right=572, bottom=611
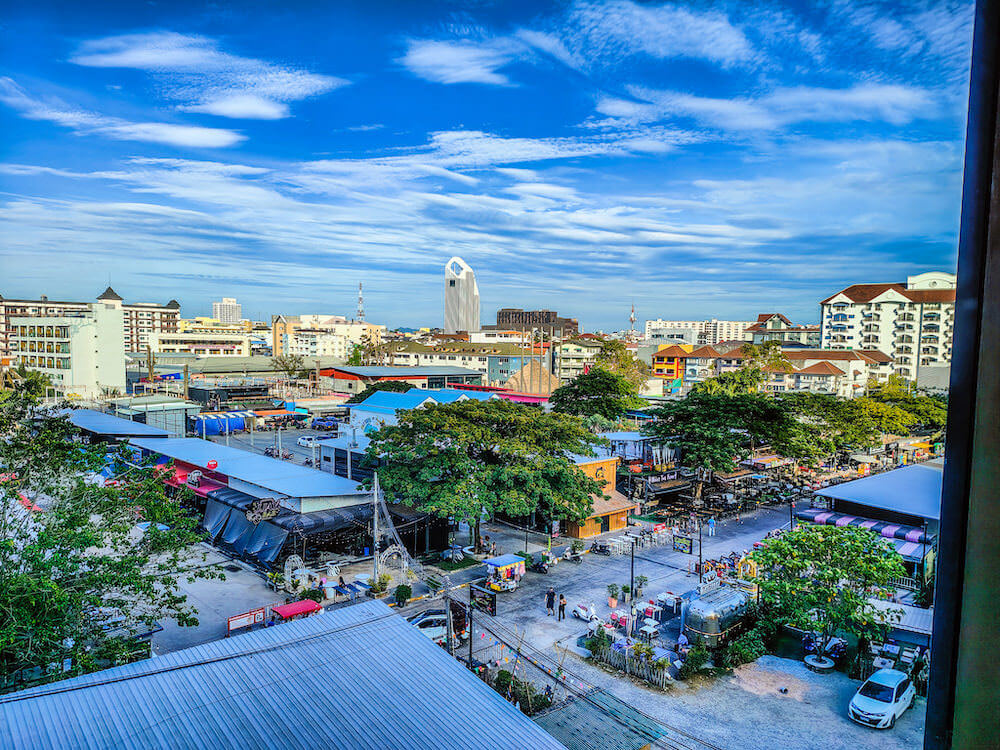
left=334, top=365, right=483, bottom=377
left=816, top=460, right=943, bottom=521
left=354, top=390, right=437, bottom=410
left=0, top=600, right=563, bottom=750
left=58, top=409, right=170, bottom=438
left=484, top=554, right=526, bottom=567
left=128, top=437, right=363, bottom=499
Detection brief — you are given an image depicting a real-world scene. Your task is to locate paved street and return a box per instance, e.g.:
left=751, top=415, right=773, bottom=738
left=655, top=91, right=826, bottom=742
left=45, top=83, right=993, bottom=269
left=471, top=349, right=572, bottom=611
left=405, top=509, right=925, bottom=750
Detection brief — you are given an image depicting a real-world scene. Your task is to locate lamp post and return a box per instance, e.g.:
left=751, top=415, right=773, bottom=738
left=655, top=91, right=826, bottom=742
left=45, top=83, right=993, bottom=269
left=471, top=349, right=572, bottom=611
left=698, top=518, right=704, bottom=584
left=630, top=538, right=635, bottom=601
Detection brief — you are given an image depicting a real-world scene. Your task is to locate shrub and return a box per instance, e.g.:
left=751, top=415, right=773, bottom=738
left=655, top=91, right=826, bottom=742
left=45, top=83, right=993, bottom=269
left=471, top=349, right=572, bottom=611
left=368, top=572, right=392, bottom=594
left=393, top=584, right=412, bottom=606
left=678, top=645, right=710, bottom=680
left=571, top=539, right=585, bottom=553
left=721, top=630, right=767, bottom=668
left=492, top=670, right=552, bottom=715
left=300, top=588, right=324, bottom=603
left=515, top=551, right=533, bottom=566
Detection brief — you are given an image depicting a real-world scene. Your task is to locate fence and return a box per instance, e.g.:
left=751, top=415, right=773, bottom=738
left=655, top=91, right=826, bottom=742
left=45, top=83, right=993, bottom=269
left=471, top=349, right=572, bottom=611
left=888, top=575, right=920, bottom=592
left=591, top=645, right=674, bottom=689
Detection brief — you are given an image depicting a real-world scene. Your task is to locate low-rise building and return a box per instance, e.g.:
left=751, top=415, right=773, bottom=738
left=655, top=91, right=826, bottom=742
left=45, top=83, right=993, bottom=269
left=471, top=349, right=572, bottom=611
left=319, top=365, right=484, bottom=396
left=271, top=314, right=385, bottom=357
left=644, top=318, right=754, bottom=345
left=745, top=314, right=820, bottom=347
left=650, top=344, right=693, bottom=395
left=345, top=387, right=496, bottom=432
left=384, top=341, right=551, bottom=386
left=109, top=395, right=201, bottom=438
left=715, top=348, right=894, bottom=397
left=554, top=339, right=604, bottom=384
left=8, top=302, right=126, bottom=398
left=563, top=454, right=637, bottom=538
left=148, top=330, right=253, bottom=357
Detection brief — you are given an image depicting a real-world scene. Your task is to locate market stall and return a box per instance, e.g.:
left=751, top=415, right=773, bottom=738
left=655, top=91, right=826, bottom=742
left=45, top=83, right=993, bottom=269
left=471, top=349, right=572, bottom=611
left=483, top=554, right=525, bottom=592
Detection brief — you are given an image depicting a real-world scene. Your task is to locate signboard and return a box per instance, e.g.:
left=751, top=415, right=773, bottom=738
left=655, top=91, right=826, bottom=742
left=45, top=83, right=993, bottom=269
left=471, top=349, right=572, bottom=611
left=246, top=498, right=282, bottom=525
left=227, top=607, right=265, bottom=635
left=470, top=585, right=497, bottom=617
left=673, top=535, right=694, bottom=554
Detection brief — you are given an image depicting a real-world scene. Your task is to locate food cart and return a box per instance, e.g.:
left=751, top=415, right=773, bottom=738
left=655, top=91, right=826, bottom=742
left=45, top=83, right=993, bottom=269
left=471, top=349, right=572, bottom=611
left=683, top=583, right=751, bottom=648
left=483, top=554, right=526, bottom=592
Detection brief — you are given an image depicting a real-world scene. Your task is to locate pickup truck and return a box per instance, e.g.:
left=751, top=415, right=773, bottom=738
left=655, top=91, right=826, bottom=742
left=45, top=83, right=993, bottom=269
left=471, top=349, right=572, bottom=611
left=311, top=418, right=339, bottom=431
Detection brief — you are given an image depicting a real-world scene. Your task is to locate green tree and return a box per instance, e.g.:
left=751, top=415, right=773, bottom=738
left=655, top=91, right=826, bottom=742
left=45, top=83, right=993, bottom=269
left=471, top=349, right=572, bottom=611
left=6, top=364, right=54, bottom=399
left=694, top=341, right=791, bottom=395
left=750, top=525, right=905, bottom=659
left=365, top=399, right=605, bottom=546
left=272, top=353, right=305, bottom=380
left=346, top=380, right=414, bottom=404
left=644, top=392, right=824, bottom=500
left=0, top=393, right=219, bottom=687
left=595, top=340, right=649, bottom=391
left=550, top=368, right=643, bottom=420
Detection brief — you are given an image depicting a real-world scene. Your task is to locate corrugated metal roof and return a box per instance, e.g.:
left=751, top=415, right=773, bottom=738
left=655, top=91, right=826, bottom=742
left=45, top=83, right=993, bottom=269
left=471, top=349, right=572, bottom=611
left=57, top=409, right=171, bottom=438
left=816, top=461, right=943, bottom=520
left=333, top=365, right=483, bottom=377
left=128, top=437, right=363, bottom=499
left=534, top=690, right=665, bottom=750
left=0, top=600, right=564, bottom=750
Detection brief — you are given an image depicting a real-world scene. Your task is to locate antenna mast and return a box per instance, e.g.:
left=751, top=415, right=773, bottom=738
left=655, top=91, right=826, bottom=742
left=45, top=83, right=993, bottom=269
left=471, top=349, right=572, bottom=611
left=357, top=282, right=365, bottom=322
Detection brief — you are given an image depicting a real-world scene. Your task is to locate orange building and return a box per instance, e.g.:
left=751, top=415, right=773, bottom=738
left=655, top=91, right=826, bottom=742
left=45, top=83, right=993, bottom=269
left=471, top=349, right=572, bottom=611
left=565, top=455, right=638, bottom=538
left=651, top=344, right=692, bottom=395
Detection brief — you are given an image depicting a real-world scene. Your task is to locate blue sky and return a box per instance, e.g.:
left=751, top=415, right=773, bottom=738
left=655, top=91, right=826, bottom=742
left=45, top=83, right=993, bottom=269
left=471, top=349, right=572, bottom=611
left=0, top=1, right=973, bottom=330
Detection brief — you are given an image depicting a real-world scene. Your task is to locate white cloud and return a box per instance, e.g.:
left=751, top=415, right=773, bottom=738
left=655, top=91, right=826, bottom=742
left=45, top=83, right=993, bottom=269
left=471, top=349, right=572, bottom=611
left=399, top=39, right=521, bottom=85
left=71, top=31, right=346, bottom=119
left=597, top=81, right=934, bottom=132
left=565, top=0, right=755, bottom=69
left=0, top=77, right=245, bottom=148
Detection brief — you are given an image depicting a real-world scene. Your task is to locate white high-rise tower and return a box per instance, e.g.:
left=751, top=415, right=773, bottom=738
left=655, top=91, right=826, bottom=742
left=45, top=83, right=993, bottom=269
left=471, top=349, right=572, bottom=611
left=444, top=257, right=480, bottom=333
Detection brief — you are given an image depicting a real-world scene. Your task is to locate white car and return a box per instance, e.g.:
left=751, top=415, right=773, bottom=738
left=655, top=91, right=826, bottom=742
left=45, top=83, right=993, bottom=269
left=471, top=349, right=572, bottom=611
left=297, top=435, right=320, bottom=448
left=407, top=610, right=467, bottom=646
left=848, top=668, right=916, bottom=729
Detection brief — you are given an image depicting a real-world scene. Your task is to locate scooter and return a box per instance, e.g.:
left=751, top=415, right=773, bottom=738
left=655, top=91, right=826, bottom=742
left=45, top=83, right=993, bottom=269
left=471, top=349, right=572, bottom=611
left=531, top=560, right=549, bottom=574
left=590, top=541, right=612, bottom=556
left=563, top=548, right=583, bottom=564
left=572, top=602, right=600, bottom=621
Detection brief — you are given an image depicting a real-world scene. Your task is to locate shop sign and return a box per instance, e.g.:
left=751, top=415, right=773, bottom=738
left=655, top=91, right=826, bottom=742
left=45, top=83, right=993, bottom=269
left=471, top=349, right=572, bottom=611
left=227, top=607, right=265, bottom=634
left=673, top=536, right=694, bottom=554
left=470, top=585, right=497, bottom=617
left=246, top=498, right=282, bottom=524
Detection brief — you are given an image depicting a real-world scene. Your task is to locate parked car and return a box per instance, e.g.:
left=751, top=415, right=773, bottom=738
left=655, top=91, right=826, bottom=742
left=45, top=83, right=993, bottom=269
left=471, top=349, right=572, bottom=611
left=311, top=418, right=339, bottom=431
left=297, top=435, right=320, bottom=448
left=848, top=669, right=916, bottom=729
left=407, top=609, right=467, bottom=646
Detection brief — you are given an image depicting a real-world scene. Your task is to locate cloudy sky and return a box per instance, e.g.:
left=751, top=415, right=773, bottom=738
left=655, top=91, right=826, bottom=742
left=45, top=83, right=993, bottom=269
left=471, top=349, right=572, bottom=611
left=0, top=1, right=973, bottom=330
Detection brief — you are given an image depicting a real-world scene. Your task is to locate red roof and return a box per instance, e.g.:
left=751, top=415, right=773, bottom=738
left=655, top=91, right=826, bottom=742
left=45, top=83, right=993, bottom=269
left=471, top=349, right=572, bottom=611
left=797, top=361, right=846, bottom=376
left=273, top=600, right=323, bottom=619
left=683, top=345, right=722, bottom=359
left=821, top=282, right=956, bottom=305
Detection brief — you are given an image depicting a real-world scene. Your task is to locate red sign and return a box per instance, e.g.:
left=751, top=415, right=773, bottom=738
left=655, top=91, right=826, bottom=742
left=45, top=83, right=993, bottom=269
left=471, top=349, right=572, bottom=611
left=227, top=607, right=265, bottom=634
left=207, top=460, right=218, bottom=470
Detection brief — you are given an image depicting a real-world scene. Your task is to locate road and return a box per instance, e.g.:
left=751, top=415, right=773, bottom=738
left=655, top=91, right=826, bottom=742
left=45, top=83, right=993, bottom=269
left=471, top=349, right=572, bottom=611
left=208, top=426, right=331, bottom=465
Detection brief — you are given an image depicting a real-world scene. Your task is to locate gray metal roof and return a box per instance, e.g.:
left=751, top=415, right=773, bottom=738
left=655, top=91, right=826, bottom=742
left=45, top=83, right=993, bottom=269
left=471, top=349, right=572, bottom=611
left=816, top=460, right=943, bottom=520
left=533, top=690, right=666, bottom=750
left=0, top=600, right=564, bottom=750
left=128, top=437, right=363, bottom=499
left=58, top=409, right=171, bottom=438
left=332, top=365, right=483, bottom=377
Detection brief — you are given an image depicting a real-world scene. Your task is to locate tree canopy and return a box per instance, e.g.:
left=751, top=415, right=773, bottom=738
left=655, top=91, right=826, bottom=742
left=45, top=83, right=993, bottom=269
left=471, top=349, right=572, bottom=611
left=692, top=341, right=791, bottom=396
left=0, top=391, right=217, bottom=687
left=365, top=399, right=605, bottom=543
left=550, top=368, right=643, bottom=420
left=272, top=353, right=305, bottom=380
left=594, top=340, right=649, bottom=391
left=346, top=380, right=414, bottom=404
left=751, top=525, right=905, bottom=657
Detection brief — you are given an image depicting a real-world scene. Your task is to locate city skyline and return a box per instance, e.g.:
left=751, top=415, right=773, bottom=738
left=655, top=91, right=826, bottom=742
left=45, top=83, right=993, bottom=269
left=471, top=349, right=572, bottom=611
left=1, top=1, right=973, bottom=329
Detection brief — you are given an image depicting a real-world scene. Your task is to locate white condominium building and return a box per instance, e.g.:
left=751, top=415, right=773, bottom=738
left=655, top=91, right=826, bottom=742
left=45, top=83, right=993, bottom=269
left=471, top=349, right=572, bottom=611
left=8, top=302, right=126, bottom=398
left=148, top=331, right=252, bottom=357
left=271, top=314, right=384, bottom=357
left=212, top=297, right=242, bottom=324
left=285, top=329, right=351, bottom=360
left=0, top=287, right=180, bottom=357
left=644, top=318, right=755, bottom=346
left=444, top=257, right=480, bottom=333
left=819, top=272, right=956, bottom=380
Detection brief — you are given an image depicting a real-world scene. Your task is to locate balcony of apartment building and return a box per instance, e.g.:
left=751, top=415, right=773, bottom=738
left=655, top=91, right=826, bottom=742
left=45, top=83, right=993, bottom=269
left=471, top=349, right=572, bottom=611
left=924, top=312, right=942, bottom=322
left=861, top=323, right=880, bottom=333
left=861, top=335, right=880, bottom=345
left=922, top=347, right=940, bottom=356
left=830, top=312, right=850, bottom=322
left=899, top=312, right=917, bottom=322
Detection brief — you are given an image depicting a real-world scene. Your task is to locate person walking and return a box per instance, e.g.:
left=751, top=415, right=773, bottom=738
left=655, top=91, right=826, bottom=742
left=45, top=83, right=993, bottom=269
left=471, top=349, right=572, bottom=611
left=558, top=594, right=567, bottom=621
left=708, top=516, right=716, bottom=537
left=545, top=587, right=556, bottom=616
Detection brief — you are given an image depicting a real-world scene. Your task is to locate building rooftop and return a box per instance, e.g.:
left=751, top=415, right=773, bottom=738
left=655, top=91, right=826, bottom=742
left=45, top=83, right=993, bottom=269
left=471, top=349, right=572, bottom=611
left=128, top=437, right=363, bottom=500
left=58, top=409, right=171, bottom=438
left=821, top=282, right=957, bottom=305
left=331, top=365, right=483, bottom=377
left=0, top=600, right=562, bottom=750
left=816, top=459, right=943, bottom=521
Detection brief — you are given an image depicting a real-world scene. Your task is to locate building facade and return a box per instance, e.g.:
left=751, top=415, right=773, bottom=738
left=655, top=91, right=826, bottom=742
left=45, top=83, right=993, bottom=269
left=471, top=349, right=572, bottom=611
left=271, top=314, right=384, bottom=357
left=444, top=257, right=480, bottom=333
left=745, top=314, right=821, bottom=347
left=148, top=330, right=252, bottom=357
left=644, top=318, right=755, bottom=346
left=385, top=341, right=551, bottom=385
left=819, top=272, right=956, bottom=380
left=212, top=297, right=242, bottom=324
left=8, top=302, right=126, bottom=398
left=0, top=287, right=179, bottom=358
left=553, top=339, right=604, bottom=384
left=491, top=308, right=578, bottom=337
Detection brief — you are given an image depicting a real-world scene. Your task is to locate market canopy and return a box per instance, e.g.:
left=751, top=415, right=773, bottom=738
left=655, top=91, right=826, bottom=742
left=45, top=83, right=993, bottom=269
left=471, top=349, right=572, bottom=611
left=815, top=459, right=943, bottom=521
left=484, top=554, right=525, bottom=568
left=273, top=600, right=323, bottom=619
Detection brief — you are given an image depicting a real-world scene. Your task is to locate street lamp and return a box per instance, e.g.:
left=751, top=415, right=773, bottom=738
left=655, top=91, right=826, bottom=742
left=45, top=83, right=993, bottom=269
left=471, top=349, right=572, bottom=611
left=698, top=518, right=703, bottom=584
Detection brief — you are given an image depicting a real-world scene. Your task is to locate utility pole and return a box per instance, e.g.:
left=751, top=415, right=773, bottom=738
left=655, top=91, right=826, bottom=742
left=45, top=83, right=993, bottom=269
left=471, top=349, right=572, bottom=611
left=311, top=442, right=317, bottom=468
left=183, top=363, right=189, bottom=400
left=446, top=594, right=456, bottom=657
left=789, top=496, right=796, bottom=531
left=249, top=416, right=255, bottom=448
left=468, top=586, right=474, bottom=669
left=372, top=473, right=380, bottom=581
left=698, top=518, right=704, bottom=583
left=630, top=538, right=635, bottom=601
left=225, top=419, right=230, bottom=446
left=277, top=426, right=282, bottom=456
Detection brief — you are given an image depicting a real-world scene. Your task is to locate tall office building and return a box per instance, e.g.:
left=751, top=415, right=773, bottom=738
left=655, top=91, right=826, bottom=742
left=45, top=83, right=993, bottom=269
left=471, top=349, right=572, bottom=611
left=212, top=297, right=242, bottom=324
left=444, top=257, right=480, bottom=333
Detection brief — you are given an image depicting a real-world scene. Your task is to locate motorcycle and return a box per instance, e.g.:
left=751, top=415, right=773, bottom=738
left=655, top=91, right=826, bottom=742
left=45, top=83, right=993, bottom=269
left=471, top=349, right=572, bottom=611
left=531, top=560, right=549, bottom=574
left=563, top=549, right=583, bottom=564
left=590, top=541, right=612, bottom=556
